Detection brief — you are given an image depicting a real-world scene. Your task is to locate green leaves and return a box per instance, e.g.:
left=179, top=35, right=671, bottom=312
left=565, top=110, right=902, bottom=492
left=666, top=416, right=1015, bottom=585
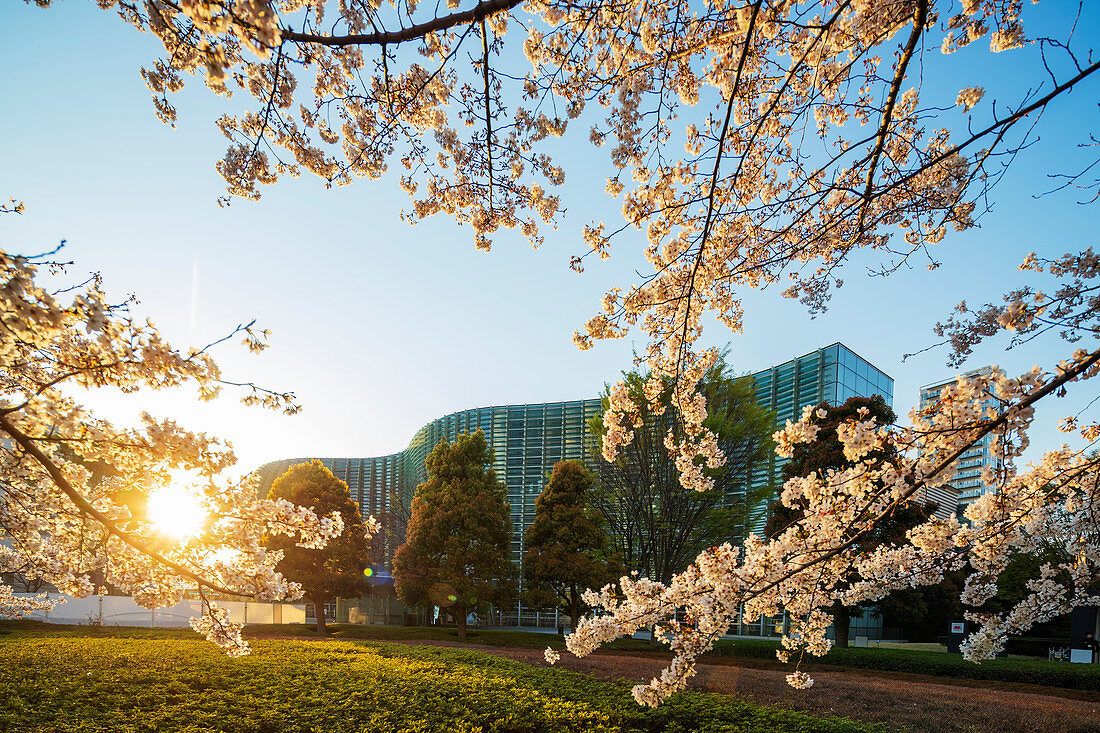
left=394, top=431, right=516, bottom=630
left=266, top=461, right=374, bottom=628
left=523, top=461, right=620, bottom=627
left=590, top=356, right=776, bottom=584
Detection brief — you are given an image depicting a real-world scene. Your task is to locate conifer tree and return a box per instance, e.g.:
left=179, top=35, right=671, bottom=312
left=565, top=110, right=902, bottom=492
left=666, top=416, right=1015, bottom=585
left=523, top=461, right=620, bottom=631
left=265, top=460, right=373, bottom=635
left=766, top=396, right=934, bottom=647
left=393, top=431, right=515, bottom=638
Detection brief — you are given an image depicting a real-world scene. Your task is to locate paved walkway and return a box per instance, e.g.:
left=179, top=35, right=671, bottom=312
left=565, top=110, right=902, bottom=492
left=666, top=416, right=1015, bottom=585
left=386, top=639, right=1100, bottom=733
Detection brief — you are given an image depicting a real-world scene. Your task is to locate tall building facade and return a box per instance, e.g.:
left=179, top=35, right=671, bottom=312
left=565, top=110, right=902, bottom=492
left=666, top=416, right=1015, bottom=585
left=256, top=343, right=901, bottom=562
left=750, top=343, right=894, bottom=495
left=747, top=343, right=897, bottom=532
left=256, top=399, right=602, bottom=565
left=919, top=366, right=998, bottom=518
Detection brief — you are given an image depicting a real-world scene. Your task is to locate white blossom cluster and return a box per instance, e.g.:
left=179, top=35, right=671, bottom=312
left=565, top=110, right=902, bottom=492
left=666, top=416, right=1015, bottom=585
left=26, top=0, right=1099, bottom=702
left=561, top=254, right=1100, bottom=696
left=0, top=585, right=52, bottom=618
left=0, top=242, right=367, bottom=655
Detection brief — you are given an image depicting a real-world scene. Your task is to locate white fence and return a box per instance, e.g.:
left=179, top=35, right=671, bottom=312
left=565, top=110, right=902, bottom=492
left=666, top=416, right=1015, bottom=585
left=15, top=593, right=306, bottom=628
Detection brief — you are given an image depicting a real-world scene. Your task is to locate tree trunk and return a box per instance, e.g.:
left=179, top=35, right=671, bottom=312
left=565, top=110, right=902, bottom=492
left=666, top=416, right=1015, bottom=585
left=455, top=604, right=467, bottom=639
left=569, top=586, right=580, bottom=632
left=313, top=596, right=329, bottom=635
left=833, top=605, right=850, bottom=649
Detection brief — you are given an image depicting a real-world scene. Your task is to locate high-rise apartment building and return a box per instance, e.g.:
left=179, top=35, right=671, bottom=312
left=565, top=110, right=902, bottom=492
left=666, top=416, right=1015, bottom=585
left=919, top=366, right=999, bottom=518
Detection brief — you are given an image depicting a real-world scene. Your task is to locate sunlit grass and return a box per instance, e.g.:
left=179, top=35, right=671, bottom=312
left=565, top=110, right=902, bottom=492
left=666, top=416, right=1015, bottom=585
left=0, top=636, right=880, bottom=733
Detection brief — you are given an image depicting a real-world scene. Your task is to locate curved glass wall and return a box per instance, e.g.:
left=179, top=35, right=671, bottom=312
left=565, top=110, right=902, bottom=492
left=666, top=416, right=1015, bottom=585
left=257, top=342, right=893, bottom=563
left=257, top=399, right=602, bottom=565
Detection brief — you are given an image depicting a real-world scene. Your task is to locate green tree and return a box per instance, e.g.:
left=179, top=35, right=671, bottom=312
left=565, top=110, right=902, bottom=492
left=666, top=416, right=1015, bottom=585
left=265, top=460, right=373, bottom=635
left=393, top=431, right=515, bottom=638
left=523, top=461, right=621, bottom=631
left=876, top=570, right=964, bottom=643
left=981, top=546, right=1074, bottom=640
left=590, top=356, right=775, bottom=584
left=766, top=395, right=936, bottom=647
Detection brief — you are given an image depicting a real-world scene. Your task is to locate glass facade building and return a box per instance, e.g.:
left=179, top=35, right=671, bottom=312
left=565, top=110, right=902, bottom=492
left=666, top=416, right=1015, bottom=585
left=919, top=366, right=998, bottom=518
left=747, top=343, right=894, bottom=531
left=257, top=342, right=896, bottom=561
left=256, top=399, right=602, bottom=565
left=257, top=342, right=900, bottom=633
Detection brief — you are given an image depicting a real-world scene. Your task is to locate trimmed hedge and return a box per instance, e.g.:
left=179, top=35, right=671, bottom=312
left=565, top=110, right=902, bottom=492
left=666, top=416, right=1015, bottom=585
left=244, top=621, right=657, bottom=651
left=934, top=635, right=1069, bottom=658
left=708, top=638, right=1100, bottom=690
left=0, top=636, right=883, bottom=733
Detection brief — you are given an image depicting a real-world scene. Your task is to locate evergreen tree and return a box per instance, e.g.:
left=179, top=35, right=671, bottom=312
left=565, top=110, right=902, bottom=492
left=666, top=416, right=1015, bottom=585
left=393, top=431, right=515, bottom=638
left=523, top=461, right=621, bottom=630
left=265, top=460, right=373, bottom=635
left=766, top=395, right=935, bottom=647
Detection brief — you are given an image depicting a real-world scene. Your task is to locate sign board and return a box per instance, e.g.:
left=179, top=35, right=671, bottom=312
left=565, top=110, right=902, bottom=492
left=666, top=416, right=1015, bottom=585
left=950, top=622, right=965, bottom=634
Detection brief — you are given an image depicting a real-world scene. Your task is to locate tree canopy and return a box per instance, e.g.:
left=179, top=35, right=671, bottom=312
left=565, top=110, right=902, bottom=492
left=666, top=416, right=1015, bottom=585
left=523, top=461, right=620, bottom=630
left=265, top=460, right=374, bottom=634
left=590, top=357, right=775, bottom=584
left=765, top=395, right=936, bottom=647
left=779, top=395, right=898, bottom=487
left=393, top=430, right=515, bottom=638
left=0, top=245, right=357, bottom=655
left=13, top=0, right=1100, bottom=703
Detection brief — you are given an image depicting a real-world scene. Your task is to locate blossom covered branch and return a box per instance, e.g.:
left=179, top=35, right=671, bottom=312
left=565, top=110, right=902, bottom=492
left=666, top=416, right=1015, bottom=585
left=25, top=0, right=1100, bottom=698
left=0, top=241, right=373, bottom=655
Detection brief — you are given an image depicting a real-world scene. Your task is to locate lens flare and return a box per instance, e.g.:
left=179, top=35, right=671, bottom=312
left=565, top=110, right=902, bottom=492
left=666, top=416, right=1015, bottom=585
left=147, top=484, right=206, bottom=540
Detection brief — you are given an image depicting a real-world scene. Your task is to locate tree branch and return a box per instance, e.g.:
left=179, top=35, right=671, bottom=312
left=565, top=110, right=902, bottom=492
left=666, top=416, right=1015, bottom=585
left=752, top=347, right=1100, bottom=599
left=0, top=415, right=242, bottom=597
left=282, top=0, right=524, bottom=47
left=671, top=0, right=762, bottom=418
left=855, top=0, right=928, bottom=236
left=480, top=17, right=494, bottom=212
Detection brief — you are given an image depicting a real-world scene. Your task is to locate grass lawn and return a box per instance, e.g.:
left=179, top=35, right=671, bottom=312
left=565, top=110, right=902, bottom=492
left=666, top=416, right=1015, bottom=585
left=7, top=620, right=1096, bottom=692
left=0, top=630, right=884, bottom=733
left=242, top=622, right=1100, bottom=692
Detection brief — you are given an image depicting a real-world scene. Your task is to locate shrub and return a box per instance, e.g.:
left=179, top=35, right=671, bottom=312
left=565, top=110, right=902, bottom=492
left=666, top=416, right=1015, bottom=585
left=709, top=638, right=1100, bottom=690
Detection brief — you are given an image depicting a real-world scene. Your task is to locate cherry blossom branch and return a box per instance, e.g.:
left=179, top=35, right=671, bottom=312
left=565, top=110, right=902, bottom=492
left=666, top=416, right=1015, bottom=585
left=872, top=58, right=1100, bottom=205
left=481, top=18, right=494, bottom=212
left=855, top=0, right=928, bottom=237
left=671, top=0, right=763, bottom=382
left=0, top=414, right=241, bottom=597
left=282, top=0, right=524, bottom=47
left=753, top=347, right=1100, bottom=600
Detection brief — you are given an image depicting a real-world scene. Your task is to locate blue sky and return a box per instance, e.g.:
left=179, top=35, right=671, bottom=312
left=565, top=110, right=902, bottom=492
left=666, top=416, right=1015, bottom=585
left=2, top=1, right=1097, bottom=475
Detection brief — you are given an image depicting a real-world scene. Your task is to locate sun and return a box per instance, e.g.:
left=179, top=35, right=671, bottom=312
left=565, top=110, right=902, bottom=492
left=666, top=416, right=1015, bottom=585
left=146, top=483, right=207, bottom=540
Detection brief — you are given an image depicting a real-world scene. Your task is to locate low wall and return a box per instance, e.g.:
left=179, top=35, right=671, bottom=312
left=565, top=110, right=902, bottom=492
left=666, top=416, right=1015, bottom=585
left=15, top=593, right=306, bottom=628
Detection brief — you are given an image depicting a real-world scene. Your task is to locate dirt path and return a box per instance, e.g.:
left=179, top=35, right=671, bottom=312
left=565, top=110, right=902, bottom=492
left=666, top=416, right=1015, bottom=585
left=361, top=638, right=1100, bottom=733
